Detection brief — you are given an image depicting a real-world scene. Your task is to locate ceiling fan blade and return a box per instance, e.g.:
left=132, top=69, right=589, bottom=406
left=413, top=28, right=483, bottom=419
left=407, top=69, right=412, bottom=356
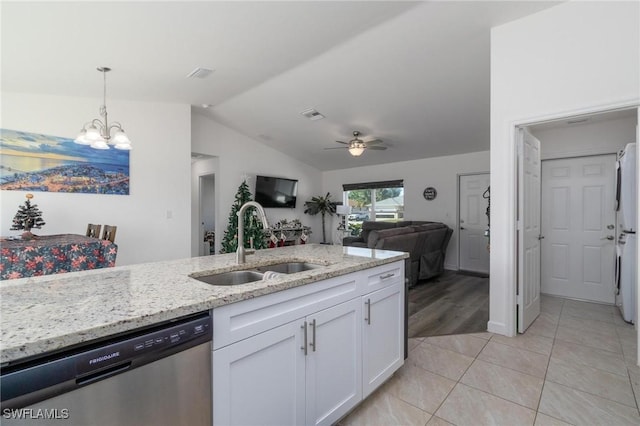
left=335, top=140, right=350, bottom=145
left=364, top=139, right=383, bottom=146
left=366, top=145, right=387, bottom=150
left=324, top=146, right=348, bottom=150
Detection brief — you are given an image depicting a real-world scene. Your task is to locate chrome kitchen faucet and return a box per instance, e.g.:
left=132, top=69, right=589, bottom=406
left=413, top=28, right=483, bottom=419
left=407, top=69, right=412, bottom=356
left=236, top=201, right=270, bottom=264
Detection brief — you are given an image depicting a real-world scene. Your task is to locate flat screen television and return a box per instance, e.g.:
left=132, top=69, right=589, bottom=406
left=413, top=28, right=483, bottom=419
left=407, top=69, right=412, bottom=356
left=255, top=175, right=298, bottom=208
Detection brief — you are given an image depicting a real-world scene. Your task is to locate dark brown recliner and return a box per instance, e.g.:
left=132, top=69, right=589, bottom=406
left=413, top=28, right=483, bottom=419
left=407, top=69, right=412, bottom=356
left=343, top=221, right=452, bottom=286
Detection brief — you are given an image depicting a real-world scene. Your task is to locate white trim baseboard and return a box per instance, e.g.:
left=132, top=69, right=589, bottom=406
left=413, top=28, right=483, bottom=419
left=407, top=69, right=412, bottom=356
left=487, top=320, right=512, bottom=337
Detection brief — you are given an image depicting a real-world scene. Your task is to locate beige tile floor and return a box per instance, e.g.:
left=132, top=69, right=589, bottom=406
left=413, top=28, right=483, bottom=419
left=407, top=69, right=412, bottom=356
left=339, top=295, right=640, bottom=426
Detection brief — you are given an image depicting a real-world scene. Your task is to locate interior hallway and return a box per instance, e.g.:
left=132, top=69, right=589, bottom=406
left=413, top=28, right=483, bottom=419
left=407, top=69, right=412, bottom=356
left=340, top=295, right=640, bottom=425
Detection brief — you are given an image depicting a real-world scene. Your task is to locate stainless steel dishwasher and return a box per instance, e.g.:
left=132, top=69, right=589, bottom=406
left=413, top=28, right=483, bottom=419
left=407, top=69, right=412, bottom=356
left=1, top=312, right=212, bottom=426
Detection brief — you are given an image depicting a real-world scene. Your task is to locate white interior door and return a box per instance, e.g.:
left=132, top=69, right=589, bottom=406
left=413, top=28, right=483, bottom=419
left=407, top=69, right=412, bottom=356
left=518, top=128, right=541, bottom=333
left=459, top=173, right=491, bottom=274
left=541, top=155, right=617, bottom=303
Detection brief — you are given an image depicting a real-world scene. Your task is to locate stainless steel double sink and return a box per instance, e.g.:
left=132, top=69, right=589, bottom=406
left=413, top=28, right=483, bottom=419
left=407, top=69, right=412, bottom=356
left=192, top=262, right=324, bottom=286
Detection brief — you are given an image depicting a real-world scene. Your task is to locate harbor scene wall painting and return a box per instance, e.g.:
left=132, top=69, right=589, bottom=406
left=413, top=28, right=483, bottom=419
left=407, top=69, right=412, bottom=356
left=0, top=129, right=129, bottom=195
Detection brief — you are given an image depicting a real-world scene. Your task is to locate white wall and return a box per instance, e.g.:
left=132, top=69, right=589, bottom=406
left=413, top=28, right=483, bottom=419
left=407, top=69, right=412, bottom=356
left=531, top=115, right=637, bottom=160
left=490, top=1, right=640, bottom=336
left=322, top=150, right=490, bottom=269
left=1, top=92, right=192, bottom=266
left=191, top=112, right=324, bottom=253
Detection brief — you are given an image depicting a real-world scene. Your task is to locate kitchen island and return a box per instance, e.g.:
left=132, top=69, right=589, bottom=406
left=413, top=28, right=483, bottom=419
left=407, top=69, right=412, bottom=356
left=1, top=244, right=408, bottom=425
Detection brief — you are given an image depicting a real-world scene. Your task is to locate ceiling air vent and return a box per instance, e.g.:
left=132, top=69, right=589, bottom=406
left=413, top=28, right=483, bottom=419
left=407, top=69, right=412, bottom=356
left=300, top=108, right=325, bottom=121
left=187, top=67, right=214, bottom=79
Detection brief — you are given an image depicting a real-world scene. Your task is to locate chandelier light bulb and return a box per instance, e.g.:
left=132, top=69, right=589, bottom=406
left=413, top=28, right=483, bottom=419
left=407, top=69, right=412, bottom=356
left=112, top=130, right=130, bottom=144
left=85, top=125, right=101, bottom=142
left=90, top=138, right=110, bottom=150
left=74, top=129, right=91, bottom=145
left=115, top=141, right=132, bottom=150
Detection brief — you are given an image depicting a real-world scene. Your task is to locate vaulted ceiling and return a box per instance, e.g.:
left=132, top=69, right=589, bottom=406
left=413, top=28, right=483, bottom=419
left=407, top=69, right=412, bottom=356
left=2, top=1, right=561, bottom=171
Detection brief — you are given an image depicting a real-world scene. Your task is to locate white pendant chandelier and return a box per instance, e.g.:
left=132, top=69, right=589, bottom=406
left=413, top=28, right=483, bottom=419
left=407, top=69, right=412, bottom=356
left=74, top=67, right=132, bottom=150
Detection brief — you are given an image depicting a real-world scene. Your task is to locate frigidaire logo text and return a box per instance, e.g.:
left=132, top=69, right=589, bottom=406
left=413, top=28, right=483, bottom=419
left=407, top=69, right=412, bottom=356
left=89, top=351, right=120, bottom=365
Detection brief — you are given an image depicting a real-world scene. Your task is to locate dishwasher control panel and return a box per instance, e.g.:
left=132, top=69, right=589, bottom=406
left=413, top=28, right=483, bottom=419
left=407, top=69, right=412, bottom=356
left=1, top=313, right=212, bottom=409
left=76, top=315, right=211, bottom=376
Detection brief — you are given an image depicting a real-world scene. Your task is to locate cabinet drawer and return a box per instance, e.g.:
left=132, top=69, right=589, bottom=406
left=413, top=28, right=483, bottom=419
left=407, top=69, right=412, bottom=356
left=361, top=261, right=403, bottom=294
left=213, top=273, right=358, bottom=349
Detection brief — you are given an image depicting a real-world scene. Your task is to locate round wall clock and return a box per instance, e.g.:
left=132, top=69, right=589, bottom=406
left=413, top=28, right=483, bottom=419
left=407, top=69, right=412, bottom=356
left=423, top=187, right=437, bottom=201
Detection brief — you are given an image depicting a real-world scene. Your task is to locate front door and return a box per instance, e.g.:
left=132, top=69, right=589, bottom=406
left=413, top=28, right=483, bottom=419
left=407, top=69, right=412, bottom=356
left=541, top=155, right=617, bottom=303
left=459, top=173, right=490, bottom=274
left=518, top=128, right=541, bottom=333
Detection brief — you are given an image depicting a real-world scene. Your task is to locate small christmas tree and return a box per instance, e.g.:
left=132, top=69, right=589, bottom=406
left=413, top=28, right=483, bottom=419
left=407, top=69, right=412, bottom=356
left=220, top=181, right=268, bottom=254
left=11, top=193, right=46, bottom=239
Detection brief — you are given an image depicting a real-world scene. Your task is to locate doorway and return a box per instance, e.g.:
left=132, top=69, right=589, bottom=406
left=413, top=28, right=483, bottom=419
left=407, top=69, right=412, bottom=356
left=458, top=173, right=490, bottom=274
left=199, top=173, right=215, bottom=256
left=514, top=107, right=638, bottom=334
left=191, top=154, right=219, bottom=257
left=540, top=154, right=617, bottom=304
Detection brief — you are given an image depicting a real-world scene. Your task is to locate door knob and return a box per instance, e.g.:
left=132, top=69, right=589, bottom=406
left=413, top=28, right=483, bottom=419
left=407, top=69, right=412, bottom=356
left=601, top=235, right=614, bottom=241
left=460, top=227, right=465, bottom=230
left=538, top=235, right=545, bottom=240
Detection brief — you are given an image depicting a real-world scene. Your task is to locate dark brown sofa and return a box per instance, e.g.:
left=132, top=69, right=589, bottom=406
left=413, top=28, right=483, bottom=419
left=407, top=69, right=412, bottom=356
left=343, top=221, right=452, bottom=287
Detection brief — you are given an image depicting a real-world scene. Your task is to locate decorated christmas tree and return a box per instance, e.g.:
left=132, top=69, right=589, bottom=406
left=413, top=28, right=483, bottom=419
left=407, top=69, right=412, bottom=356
left=11, top=193, right=46, bottom=238
left=220, top=181, right=268, bottom=254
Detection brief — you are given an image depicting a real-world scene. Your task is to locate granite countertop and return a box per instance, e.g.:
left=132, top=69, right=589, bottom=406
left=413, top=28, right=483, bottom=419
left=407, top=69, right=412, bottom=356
left=0, top=244, right=408, bottom=365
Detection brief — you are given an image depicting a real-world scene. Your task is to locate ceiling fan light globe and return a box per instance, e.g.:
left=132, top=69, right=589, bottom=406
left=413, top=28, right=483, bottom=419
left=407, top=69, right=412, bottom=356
left=348, top=146, right=365, bottom=156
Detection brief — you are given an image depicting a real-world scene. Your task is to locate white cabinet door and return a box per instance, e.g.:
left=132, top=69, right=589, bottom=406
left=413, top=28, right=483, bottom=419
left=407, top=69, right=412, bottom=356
left=305, top=298, right=362, bottom=426
left=362, top=281, right=404, bottom=398
left=213, top=319, right=306, bottom=426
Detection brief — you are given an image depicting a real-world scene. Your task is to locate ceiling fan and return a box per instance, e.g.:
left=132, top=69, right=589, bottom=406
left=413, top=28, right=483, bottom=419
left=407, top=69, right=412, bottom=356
left=324, top=131, right=387, bottom=157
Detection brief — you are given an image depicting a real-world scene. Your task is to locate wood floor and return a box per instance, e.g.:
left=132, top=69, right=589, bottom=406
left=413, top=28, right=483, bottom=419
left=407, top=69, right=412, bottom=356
left=408, top=270, right=489, bottom=338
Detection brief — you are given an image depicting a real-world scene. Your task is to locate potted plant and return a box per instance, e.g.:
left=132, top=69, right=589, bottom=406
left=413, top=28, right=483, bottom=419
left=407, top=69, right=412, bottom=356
left=303, top=192, right=337, bottom=244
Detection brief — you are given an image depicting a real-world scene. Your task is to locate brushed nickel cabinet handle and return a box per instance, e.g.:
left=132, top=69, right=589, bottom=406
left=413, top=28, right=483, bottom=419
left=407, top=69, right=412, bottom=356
left=365, top=299, right=371, bottom=325
left=380, top=273, right=395, bottom=279
left=301, top=321, right=307, bottom=356
left=310, top=319, right=316, bottom=352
